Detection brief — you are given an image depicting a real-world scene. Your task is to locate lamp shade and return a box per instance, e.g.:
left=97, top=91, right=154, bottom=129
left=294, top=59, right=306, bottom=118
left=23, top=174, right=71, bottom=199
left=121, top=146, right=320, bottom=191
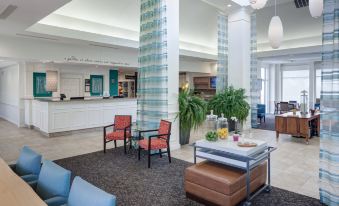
left=309, top=0, right=323, bottom=18
left=250, top=0, right=268, bottom=9
left=46, top=70, right=58, bottom=92
left=268, top=16, right=284, bottom=49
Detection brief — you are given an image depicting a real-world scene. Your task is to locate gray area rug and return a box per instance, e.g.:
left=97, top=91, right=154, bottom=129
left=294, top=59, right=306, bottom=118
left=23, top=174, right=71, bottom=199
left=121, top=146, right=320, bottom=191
left=54, top=147, right=323, bottom=206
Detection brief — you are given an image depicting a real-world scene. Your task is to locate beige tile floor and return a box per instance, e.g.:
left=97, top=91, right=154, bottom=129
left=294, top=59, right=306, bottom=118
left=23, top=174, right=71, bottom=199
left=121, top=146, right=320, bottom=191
left=0, top=118, right=320, bottom=199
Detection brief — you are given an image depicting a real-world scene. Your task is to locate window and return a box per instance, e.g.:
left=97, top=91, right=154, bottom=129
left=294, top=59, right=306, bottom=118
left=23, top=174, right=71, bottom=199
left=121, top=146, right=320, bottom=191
left=316, top=69, right=322, bottom=99
left=90, top=75, right=103, bottom=96
left=33, top=72, right=52, bottom=97
left=282, top=69, right=309, bottom=102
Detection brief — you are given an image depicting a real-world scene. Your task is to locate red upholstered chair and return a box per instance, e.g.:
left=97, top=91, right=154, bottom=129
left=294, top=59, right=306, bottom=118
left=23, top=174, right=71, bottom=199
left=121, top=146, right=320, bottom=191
left=138, top=120, right=172, bottom=168
left=103, top=115, right=132, bottom=154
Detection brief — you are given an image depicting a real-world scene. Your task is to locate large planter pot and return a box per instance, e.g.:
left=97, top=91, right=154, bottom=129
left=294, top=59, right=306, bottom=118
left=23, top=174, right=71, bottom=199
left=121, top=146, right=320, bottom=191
left=180, top=128, right=191, bottom=145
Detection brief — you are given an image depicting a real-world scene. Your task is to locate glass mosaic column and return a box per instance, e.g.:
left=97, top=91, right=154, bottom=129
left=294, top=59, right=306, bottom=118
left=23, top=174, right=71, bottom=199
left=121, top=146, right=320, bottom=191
left=319, top=0, right=339, bottom=204
left=217, top=13, right=228, bottom=93
left=250, top=13, right=259, bottom=128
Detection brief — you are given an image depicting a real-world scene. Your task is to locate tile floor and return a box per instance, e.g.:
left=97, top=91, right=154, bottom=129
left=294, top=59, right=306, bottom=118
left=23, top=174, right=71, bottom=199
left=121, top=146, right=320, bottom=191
left=0, top=118, right=320, bottom=199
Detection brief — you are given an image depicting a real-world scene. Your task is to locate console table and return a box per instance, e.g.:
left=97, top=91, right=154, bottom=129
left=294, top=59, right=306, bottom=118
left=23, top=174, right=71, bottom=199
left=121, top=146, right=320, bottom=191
left=275, top=112, right=320, bottom=144
left=193, top=139, right=276, bottom=206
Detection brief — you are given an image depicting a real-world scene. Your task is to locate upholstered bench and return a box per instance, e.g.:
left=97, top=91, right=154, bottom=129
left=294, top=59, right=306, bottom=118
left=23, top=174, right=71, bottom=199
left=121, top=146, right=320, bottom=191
left=185, top=161, right=267, bottom=206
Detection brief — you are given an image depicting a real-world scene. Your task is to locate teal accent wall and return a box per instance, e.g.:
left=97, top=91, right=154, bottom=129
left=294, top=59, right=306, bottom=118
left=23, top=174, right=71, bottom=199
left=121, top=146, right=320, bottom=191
left=109, top=70, right=118, bottom=96
left=33, top=72, right=52, bottom=97
left=90, top=75, right=103, bottom=96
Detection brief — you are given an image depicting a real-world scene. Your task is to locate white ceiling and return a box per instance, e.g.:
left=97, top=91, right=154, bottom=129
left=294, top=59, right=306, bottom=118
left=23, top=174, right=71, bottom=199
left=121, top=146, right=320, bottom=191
left=0, top=0, right=70, bottom=35
left=0, top=0, right=322, bottom=64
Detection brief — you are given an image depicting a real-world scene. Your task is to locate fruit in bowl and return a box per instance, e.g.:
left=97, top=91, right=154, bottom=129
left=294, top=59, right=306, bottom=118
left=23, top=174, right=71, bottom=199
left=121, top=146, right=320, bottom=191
left=205, top=131, right=218, bottom=142
left=217, top=128, right=229, bottom=139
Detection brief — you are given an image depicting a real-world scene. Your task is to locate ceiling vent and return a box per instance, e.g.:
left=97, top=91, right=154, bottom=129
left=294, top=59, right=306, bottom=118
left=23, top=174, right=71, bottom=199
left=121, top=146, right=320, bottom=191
left=0, top=5, right=17, bottom=19
left=16, top=33, right=59, bottom=41
left=294, top=0, right=309, bottom=8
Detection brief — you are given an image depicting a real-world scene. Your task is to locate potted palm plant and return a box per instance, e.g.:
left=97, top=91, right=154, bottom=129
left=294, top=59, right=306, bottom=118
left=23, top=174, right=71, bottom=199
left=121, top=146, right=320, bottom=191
left=208, top=86, right=250, bottom=131
left=178, top=89, right=207, bottom=145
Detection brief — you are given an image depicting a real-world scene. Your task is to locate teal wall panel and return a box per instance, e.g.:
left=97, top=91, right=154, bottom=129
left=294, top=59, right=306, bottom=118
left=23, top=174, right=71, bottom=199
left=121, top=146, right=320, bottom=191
left=90, top=75, right=103, bottom=96
left=109, top=70, right=118, bottom=96
left=33, top=72, right=52, bottom=97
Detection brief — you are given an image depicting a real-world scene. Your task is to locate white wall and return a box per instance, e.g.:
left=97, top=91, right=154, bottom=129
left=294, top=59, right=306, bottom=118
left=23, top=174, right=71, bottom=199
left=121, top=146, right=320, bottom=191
left=0, top=35, right=138, bottom=68
left=0, top=64, right=21, bottom=126
left=24, top=63, right=120, bottom=98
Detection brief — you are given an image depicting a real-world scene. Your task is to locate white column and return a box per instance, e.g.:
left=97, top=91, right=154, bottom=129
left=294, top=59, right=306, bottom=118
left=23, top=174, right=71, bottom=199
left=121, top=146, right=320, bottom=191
left=228, top=8, right=252, bottom=129
left=309, top=62, right=315, bottom=109
left=167, top=0, right=180, bottom=150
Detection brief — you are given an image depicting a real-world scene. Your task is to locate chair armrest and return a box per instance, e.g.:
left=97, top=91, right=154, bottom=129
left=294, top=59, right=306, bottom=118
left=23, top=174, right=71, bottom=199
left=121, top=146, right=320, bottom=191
left=149, top=133, right=171, bottom=139
left=44, top=196, right=68, bottom=206
left=104, top=124, right=115, bottom=129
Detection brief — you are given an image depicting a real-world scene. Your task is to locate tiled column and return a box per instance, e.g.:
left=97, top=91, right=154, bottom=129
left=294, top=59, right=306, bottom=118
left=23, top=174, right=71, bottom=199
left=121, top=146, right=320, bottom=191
left=217, top=13, right=228, bottom=92
left=137, top=0, right=180, bottom=150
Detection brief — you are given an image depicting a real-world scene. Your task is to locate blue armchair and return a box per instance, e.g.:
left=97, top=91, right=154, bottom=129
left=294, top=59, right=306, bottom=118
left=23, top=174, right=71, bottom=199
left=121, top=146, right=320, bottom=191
left=34, top=160, right=71, bottom=206
left=62, top=176, right=116, bottom=206
left=257, top=104, right=266, bottom=123
left=10, top=146, right=42, bottom=183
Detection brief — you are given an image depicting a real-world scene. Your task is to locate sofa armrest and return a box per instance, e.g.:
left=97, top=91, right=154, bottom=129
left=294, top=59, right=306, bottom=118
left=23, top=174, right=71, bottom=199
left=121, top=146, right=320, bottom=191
left=44, top=196, right=68, bottom=206
left=21, top=174, right=38, bottom=183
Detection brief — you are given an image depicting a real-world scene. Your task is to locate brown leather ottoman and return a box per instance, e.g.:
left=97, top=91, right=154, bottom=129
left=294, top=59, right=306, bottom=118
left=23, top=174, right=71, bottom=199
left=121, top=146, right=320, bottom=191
left=185, top=161, right=267, bottom=206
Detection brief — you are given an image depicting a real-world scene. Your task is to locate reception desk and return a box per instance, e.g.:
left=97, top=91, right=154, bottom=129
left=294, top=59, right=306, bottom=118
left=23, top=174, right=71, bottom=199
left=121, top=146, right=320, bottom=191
left=25, top=98, right=137, bottom=136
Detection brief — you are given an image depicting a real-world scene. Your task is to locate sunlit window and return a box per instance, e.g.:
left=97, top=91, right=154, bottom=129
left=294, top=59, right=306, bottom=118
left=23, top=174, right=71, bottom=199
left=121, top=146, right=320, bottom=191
left=282, top=69, right=309, bottom=102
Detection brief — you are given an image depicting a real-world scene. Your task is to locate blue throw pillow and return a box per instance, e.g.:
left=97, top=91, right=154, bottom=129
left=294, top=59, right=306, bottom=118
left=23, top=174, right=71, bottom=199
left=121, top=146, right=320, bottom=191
left=68, top=177, right=116, bottom=206
left=16, top=146, right=42, bottom=176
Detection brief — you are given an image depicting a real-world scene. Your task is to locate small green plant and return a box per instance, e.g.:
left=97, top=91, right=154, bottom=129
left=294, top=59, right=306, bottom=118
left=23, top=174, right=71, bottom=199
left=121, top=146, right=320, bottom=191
left=205, top=131, right=218, bottom=142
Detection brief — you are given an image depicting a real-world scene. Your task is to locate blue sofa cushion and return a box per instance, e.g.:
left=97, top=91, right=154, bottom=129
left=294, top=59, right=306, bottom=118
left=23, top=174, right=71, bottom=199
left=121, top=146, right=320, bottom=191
left=36, top=160, right=71, bottom=201
left=67, top=177, right=116, bottom=206
left=16, top=146, right=42, bottom=177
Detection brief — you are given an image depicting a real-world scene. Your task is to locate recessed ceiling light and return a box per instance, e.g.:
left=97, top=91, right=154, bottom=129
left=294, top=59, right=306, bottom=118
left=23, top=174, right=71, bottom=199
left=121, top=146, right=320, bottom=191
left=227, top=4, right=232, bottom=7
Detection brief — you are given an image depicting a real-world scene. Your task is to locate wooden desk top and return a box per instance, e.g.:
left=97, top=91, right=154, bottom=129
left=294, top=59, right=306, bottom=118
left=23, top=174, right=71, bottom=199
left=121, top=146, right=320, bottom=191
left=276, top=112, right=320, bottom=119
left=0, top=158, right=47, bottom=206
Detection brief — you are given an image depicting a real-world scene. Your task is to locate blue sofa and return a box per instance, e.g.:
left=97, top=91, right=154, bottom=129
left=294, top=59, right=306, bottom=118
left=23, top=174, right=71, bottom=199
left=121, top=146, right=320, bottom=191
left=10, top=146, right=42, bottom=183
left=33, top=160, right=71, bottom=206
left=61, top=176, right=116, bottom=206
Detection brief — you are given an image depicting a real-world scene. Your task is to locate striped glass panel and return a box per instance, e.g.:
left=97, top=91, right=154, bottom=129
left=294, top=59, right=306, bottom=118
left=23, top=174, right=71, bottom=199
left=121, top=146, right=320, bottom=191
left=319, top=0, right=339, bottom=205
left=137, top=0, right=168, bottom=130
left=250, top=13, right=259, bottom=128
left=217, top=13, right=228, bottom=92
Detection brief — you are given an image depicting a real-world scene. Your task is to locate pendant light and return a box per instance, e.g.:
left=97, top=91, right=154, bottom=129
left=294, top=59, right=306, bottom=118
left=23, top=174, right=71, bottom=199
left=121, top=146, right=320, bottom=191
left=250, top=0, right=268, bottom=9
left=309, top=0, right=323, bottom=18
left=268, top=0, right=283, bottom=49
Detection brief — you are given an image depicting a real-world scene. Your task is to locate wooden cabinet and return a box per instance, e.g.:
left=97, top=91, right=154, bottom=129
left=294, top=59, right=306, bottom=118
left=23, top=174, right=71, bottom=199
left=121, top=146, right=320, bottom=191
left=193, top=76, right=216, bottom=100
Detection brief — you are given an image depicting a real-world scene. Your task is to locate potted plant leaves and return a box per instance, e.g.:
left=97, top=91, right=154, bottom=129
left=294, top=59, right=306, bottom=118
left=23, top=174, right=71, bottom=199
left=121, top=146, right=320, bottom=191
left=178, top=89, right=207, bottom=145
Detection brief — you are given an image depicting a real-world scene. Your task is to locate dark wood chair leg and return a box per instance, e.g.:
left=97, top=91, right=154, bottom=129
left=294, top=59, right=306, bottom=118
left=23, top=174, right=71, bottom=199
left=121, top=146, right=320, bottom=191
left=124, top=139, right=127, bottom=154
left=167, top=146, right=171, bottom=163
left=103, top=140, right=106, bottom=153
left=138, top=146, right=141, bottom=160
left=148, top=149, right=151, bottom=168
left=159, top=149, right=162, bottom=158
left=114, top=140, right=117, bottom=148
left=130, top=138, right=132, bottom=149
left=264, top=116, right=266, bottom=123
